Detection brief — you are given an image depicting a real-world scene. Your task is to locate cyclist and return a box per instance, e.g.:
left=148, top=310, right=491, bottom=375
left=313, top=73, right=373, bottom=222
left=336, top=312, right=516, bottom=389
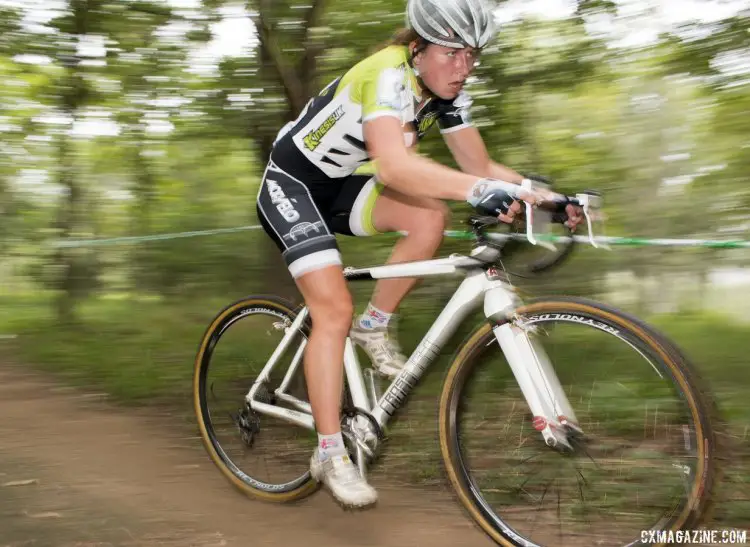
left=255, top=0, right=583, bottom=508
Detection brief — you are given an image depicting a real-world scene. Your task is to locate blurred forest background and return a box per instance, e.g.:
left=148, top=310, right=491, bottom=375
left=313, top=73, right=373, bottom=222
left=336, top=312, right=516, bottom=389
left=0, top=0, right=749, bottom=319
left=0, top=0, right=749, bottom=527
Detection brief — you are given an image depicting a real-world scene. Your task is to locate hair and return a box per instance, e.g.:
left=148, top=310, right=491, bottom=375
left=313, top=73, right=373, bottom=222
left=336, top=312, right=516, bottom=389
left=370, top=27, right=438, bottom=99
left=371, top=27, right=429, bottom=59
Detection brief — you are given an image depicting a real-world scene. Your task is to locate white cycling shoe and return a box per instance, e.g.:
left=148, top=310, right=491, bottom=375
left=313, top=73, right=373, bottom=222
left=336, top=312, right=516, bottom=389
left=310, top=449, right=378, bottom=508
left=349, top=323, right=407, bottom=379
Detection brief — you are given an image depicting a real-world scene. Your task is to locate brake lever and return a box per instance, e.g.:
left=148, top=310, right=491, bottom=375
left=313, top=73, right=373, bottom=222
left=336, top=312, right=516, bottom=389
left=521, top=178, right=557, bottom=251
left=574, top=191, right=609, bottom=250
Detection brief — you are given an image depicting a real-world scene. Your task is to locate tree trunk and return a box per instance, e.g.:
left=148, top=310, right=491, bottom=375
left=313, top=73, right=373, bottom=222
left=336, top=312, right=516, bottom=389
left=52, top=0, right=94, bottom=323
left=244, top=0, right=330, bottom=300
left=53, top=133, right=82, bottom=324
left=131, top=141, right=156, bottom=292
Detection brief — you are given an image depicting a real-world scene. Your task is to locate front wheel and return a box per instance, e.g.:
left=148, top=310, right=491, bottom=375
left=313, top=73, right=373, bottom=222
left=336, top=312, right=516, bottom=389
left=438, top=297, right=717, bottom=547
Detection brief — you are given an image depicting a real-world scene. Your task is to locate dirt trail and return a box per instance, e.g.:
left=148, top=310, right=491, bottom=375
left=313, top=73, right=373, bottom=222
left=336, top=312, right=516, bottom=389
left=0, top=362, right=493, bottom=547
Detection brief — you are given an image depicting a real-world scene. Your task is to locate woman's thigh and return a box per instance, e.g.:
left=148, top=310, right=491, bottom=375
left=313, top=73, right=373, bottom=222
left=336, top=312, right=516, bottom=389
left=328, top=175, right=450, bottom=236
left=255, top=159, right=343, bottom=279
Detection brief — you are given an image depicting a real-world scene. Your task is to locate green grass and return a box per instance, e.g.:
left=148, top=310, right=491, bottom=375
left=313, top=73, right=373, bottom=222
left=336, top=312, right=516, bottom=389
left=0, top=291, right=749, bottom=528
left=1, top=293, right=210, bottom=404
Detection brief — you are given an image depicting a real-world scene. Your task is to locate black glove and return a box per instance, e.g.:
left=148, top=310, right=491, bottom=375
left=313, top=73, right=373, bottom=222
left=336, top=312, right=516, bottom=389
left=466, top=178, right=521, bottom=217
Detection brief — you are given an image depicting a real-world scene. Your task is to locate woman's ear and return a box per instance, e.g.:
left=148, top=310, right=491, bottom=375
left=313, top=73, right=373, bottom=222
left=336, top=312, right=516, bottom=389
left=409, top=39, right=424, bottom=58
left=411, top=42, right=425, bottom=71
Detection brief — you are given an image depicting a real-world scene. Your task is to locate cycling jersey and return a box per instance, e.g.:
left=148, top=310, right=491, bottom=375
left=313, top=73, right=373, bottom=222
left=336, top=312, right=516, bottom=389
left=272, top=44, right=474, bottom=181
left=257, top=44, right=476, bottom=279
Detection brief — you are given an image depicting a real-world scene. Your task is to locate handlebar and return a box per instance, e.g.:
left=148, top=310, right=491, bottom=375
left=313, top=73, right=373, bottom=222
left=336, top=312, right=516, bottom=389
left=467, top=183, right=608, bottom=274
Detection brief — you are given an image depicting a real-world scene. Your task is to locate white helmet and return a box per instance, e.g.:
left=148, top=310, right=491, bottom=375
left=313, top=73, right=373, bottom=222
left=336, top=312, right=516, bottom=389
left=406, top=0, right=497, bottom=50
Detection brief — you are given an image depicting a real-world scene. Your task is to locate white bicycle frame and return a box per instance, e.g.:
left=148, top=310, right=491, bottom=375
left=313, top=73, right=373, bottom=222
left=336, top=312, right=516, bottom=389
left=245, top=189, right=605, bottom=473
left=245, top=253, right=579, bottom=454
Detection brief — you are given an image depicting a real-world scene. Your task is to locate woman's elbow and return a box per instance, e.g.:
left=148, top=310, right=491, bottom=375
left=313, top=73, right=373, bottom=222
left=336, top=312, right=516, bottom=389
left=374, top=160, right=400, bottom=188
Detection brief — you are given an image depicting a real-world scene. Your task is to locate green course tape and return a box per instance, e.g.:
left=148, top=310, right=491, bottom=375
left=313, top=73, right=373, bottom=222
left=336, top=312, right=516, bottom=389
left=49, top=225, right=750, bottom=250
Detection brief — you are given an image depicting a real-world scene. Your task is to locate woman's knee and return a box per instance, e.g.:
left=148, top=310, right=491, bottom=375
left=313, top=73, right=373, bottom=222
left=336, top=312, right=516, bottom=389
left=296, top=267, right=354, bottom=333
left=309, top=296, right=354, bottom=334
left=408, top=199, right=451, bottom=237
left=434, top=200, right=452, bottom=229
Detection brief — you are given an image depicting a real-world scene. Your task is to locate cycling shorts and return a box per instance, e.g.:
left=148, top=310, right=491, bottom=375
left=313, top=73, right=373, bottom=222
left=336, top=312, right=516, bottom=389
left=255, top=156, right=385, bottom=279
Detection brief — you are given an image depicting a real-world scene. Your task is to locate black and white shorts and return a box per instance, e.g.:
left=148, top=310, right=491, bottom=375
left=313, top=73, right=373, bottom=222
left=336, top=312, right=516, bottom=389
left=255, top=158, right=385, bottom=279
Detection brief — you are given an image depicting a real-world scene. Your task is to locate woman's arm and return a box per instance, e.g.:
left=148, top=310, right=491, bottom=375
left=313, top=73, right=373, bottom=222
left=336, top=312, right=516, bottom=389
left=442, top=125, right=524, bottom=184
left=363, top=115, right=482, bottom=201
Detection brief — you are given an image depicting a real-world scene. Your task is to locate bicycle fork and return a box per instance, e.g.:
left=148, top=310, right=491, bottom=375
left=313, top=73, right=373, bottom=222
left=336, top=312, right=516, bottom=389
left=484, top=284, right=581, bottom=451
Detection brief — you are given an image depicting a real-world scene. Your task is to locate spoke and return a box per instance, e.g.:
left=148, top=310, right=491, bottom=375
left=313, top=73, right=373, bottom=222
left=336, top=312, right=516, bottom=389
left=518, top=452, right=542, bottom=466
left=575, top=465, right=590, bottom=489
left=576, top=467, right=594, bottom=529
left=529, top=477, right=553, bottom=527
left=510, top=452, right=547, bottom=497
left=557, top=479, right=563, bottom=545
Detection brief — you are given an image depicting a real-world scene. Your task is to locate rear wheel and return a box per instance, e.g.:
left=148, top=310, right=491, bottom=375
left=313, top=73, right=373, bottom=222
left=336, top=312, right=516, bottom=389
left=439, top=297, right=716, bottom=546
left=193, top=295, right=319, bottom=502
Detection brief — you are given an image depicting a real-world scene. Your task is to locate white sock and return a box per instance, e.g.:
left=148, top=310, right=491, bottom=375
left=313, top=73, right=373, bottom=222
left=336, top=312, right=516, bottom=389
left=358, top=302, right=393, bottom=330
left=318, top=431, right=347, bottom=460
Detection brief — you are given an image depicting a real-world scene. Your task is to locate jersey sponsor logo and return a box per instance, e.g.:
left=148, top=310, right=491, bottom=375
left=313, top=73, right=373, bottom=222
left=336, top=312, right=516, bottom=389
left=417, top=110, right=439, bottom=133
left=458, top=106, right=472, bottom=124
left=267, top=179, right=300, bottom=222
left=376, top=66, right=408, bottom=112
left=453, top=90, right=472, bottom=109
left=282, top=221, right=324, bottom=242
left=449, top=91, right=473, bottom=124
left=302, top=105, right=345, bottom=151
left=446, top=106, right=472, bottom=125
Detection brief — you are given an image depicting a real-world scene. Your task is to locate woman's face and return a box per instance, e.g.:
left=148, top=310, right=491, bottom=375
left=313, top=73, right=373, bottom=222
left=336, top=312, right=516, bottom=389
left=412, top=42, right=479, bottom=100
